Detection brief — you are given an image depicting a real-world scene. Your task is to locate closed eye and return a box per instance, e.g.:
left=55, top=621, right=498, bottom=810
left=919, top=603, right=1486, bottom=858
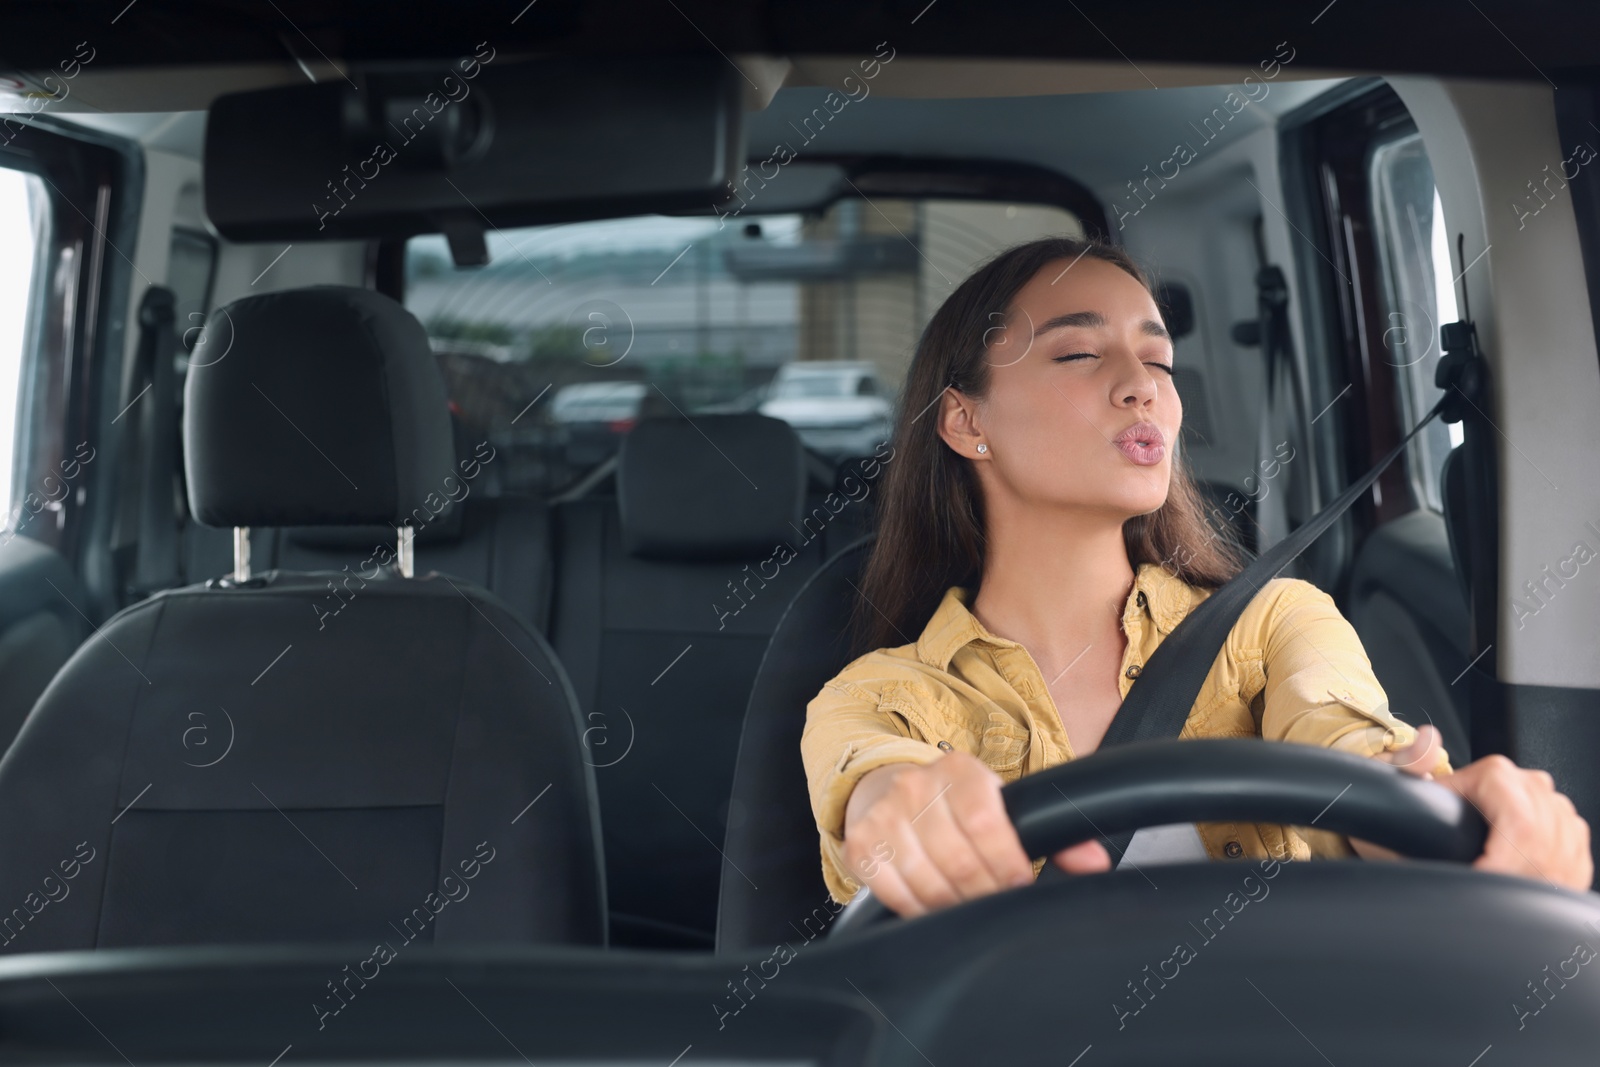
left=1050, top=352, right=1173, bottom=374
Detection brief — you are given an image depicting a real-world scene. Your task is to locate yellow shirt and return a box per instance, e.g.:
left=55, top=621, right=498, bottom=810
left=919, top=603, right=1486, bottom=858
left=800, top=562, right=1454, bottom=904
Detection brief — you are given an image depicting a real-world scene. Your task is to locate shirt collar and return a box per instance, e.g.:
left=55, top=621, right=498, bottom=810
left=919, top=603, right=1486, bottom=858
left=914, top=563, right=1200, bottom=671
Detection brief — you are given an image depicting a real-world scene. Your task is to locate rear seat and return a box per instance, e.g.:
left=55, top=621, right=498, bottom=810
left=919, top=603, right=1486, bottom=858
left=179, top=391, right=883, bottom=952
left=549, top=413, right=875, bottom=949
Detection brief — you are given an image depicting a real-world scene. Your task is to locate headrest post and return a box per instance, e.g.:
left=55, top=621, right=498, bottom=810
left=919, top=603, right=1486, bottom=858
left=232, top=526, right=251, bottom=582
left=397, top=526, right=415, bottom=578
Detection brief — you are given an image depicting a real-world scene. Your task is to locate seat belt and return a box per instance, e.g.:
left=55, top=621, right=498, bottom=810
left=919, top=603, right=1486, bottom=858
left=110, top=286, right=182, bottom=602
left=1086, top=320, right=1486, bottom=863
left=1253, top=265, right=1313, bottom=558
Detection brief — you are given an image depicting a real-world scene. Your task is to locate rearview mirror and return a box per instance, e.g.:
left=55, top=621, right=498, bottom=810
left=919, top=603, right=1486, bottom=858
left=204, top=53, right=745, bottom=262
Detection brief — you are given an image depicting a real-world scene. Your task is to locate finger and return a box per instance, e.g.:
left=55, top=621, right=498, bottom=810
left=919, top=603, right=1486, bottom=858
left=1348, top=836, right=1402, bottom=862
left=883, top=819, right=965, bottom=913
left=1051, top=838, right=1114, bottom=874
left=1556, top=798, right=1591, bottom=889
left=1545, top=789, right=1592, bottom=889
left=1380, top=724, right=1443, bottom=776
left=910, top=794, right=1010, bottom=900
left=944, top=776, right=1036, bottom=889
left=1571, top=807, right=1594, bottom=889
left=860, top=860, right=925, bottom=919
left=1455, top=757, right=1549, bottom=881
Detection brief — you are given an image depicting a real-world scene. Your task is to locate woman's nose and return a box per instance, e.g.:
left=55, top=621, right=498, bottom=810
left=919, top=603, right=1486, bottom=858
left=1112, top=359, right=1159, bottom=407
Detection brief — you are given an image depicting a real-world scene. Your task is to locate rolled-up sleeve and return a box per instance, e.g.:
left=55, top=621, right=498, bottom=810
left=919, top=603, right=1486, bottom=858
left=801, top=679, right=946, bottom=903
left=1255, top=581, right=1454, bottom=857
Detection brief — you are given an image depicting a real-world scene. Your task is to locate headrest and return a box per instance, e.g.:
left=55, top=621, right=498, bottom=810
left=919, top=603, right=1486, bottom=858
left=184, top=286, right=456, bottom=529
left=616, top=414, right=805, bottom=561
left=283, top=413, right=477, bottom=550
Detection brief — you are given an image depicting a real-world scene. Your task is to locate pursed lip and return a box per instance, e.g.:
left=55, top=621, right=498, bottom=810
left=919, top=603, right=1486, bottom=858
left=1113, top=421, right=1166, bottom=449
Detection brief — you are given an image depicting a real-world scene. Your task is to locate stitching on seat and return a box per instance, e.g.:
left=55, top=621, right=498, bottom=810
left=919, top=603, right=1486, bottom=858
left=97, top=594, right=170, bottom=949
left=433, top=594, right=475, bottom=943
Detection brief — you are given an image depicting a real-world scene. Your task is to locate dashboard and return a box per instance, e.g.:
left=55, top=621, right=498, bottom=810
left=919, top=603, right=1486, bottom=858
left=1, top=860, right=1596, bottom=1066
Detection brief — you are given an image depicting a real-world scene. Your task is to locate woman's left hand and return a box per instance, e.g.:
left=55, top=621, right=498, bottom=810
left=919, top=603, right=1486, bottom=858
left=1350, top=724, right=1593, bottom=892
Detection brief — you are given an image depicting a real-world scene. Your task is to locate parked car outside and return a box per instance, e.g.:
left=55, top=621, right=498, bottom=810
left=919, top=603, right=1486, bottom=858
left=548, top=380, right=650, bottom=467
left=758, top=360, right=894, bottom=459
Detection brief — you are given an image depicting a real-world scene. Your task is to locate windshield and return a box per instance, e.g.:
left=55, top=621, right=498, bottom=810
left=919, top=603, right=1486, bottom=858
left=404, top=198, right=1083, bottom=490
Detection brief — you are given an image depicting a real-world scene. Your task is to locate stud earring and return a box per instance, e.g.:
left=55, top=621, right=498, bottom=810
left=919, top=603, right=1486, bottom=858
left=976, top=443, right=988, bottom=454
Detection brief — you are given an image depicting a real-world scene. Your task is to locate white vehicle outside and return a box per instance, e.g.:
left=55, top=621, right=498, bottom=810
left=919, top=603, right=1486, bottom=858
left=758, top=361, right=893, bottom=458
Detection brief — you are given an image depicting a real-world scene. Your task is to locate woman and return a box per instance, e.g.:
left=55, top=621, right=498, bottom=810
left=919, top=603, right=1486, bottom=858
left=800, top=235, right=1591, bottom=918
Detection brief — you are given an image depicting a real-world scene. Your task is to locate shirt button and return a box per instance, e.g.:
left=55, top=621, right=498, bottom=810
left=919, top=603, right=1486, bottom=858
left=1125, top=664, right=1142, bottom=679
left=937, top=740, right=953, bottom=752
left=1224, top=841, right=1244, bottom=858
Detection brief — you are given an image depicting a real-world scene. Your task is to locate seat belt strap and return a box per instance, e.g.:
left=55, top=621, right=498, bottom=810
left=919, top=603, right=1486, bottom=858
left=134, top=288, right=182, bottom=594
left=1254, top=265, right=1310, bottom=554
left=111, top=287, right=181, bottom=602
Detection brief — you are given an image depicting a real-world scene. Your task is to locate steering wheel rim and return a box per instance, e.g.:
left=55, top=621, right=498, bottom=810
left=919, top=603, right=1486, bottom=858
left=829, top=738, right=1489, bottom=938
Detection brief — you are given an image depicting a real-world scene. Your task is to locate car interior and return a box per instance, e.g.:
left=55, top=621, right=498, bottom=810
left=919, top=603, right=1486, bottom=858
left=1, top=2, right=1599, bottom=1062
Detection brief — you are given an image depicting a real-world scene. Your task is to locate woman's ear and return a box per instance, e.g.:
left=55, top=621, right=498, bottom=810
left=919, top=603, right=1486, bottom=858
left=936, top=386, right=989, bottom=459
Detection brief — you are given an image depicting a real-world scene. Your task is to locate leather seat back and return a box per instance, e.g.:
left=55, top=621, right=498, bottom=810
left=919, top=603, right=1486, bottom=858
left=716, top=537, right=872, bottom=953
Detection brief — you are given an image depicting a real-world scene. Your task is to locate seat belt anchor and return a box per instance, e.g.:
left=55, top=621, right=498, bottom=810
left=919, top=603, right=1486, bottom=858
left=1434, top=320, right=1484, bottom=424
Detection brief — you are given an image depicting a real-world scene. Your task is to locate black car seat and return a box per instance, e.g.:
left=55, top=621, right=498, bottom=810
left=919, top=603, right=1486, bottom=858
left=716, top=537, right=871, bottom=953
left=0, top=286, right=605, bottom=951
left=0, top=539, right=87, bottom=759
left=548, top=413, right=867, bottom=949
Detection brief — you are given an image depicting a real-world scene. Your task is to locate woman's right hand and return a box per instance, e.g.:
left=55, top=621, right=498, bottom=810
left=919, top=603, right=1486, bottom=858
left=841, top=751, right=1111, bottom=918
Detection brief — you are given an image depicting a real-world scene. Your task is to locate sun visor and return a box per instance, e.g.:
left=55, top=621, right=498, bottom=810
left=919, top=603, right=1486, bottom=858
left=203, top=53, right=745, bottom=262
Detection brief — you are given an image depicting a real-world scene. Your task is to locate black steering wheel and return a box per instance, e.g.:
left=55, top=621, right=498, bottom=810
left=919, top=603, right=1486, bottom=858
left=830, top=737, right=1489, bottom=937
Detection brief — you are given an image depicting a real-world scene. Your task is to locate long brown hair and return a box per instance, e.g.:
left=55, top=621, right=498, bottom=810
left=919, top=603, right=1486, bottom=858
left=849, top=235, right=1244, bottom=658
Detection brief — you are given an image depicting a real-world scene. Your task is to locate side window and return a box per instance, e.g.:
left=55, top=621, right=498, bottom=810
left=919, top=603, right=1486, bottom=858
left=0, top=166, right=48, bottom=530
left=1369, top=132, right=1465, bottom=512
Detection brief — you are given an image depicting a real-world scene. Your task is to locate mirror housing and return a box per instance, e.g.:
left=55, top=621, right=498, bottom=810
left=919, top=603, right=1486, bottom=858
left=204, top=52, right=745, bottom=254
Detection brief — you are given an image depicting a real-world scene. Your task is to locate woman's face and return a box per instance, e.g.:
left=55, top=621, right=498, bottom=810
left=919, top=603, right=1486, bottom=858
left=941, top=256, right=1180, bottom=520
